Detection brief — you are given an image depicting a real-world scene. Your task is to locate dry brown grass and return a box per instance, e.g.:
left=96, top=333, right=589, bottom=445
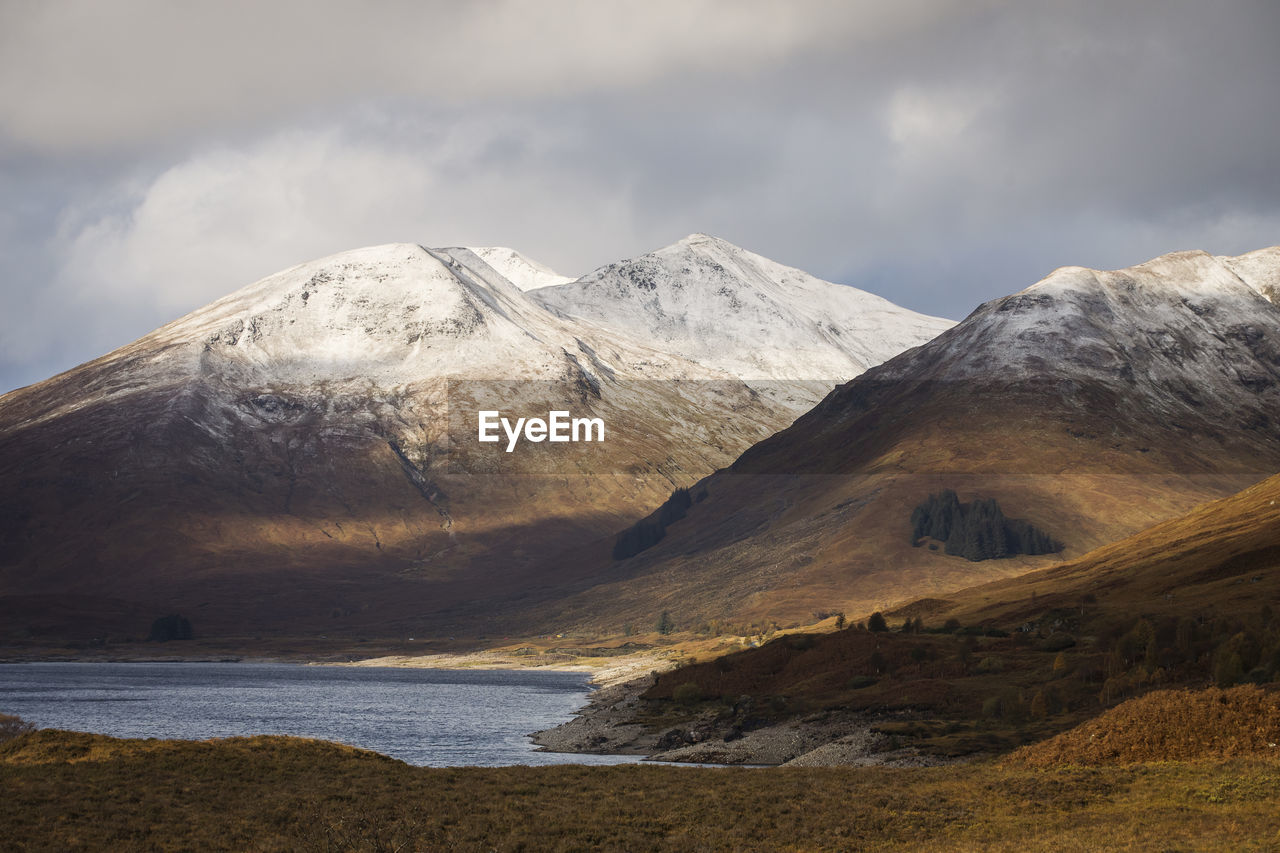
left=1010, top=685, right=1280, bottom=767
left=3, top=727, right=1280, bottom=851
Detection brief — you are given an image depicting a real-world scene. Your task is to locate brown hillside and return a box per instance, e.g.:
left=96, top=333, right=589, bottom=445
left=1009, top=685, right=1280, bottom=766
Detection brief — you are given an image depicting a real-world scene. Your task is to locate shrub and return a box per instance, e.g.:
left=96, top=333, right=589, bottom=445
left=655, top=611, right=675, bottom=636
left=868, top=612, right=889, bottom=633
left=1038, top=633, right=1077, bottom=652
left=1215, top=652, right=1244, bottom=687
left=671, top=683, right=703, bottom=705
left=0, top=713, right=35, bottom=744
left=975, top=656, right=1004, bottom=674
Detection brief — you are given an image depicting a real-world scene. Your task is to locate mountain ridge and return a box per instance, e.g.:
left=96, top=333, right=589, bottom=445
left=0, top=234, right=948, bottom=644
left=533, top=233, right=954, bottom=395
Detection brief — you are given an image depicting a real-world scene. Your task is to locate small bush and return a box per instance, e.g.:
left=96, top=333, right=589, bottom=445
left=0, top=714, right=36, bottom=744
left=1038, top=633, right=1077, bottom=652
left=671, top=683, right=703, bottom=705
left=975, top=656, right=1005, bottom=674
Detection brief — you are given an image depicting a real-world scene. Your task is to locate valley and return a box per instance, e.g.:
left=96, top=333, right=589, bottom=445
left=5, top=239, right=1280, bottom=850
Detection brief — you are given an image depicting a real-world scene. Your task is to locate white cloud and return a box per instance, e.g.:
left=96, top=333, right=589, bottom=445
left=887, top=86, right=991, bottom=154
left=50, top=120, right=644, bottom=326
left=59, top=133, right=431, bottom=314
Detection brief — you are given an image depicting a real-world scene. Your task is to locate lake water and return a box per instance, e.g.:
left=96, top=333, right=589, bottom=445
left=0, top=661, right=642, bottom=767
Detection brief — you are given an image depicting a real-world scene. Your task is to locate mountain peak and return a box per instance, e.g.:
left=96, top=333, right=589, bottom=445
left=1031, top=247, right=1280, bottom=302
left=663, top=232, right=761, bottom=261
left=671, top=232, right=726, bottom=249
left=1221, top=245, right=1280, bottom=305
left=464, top=246, right=574, bottom=291
left=531, top=235, right=953, bottom=391
left=875, top=245, right=1280, bottom=409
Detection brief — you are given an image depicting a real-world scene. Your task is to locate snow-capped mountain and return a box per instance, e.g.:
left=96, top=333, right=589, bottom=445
left=530, top=246, right=1280, bottom=636
left=0, top=236, right=943, bottom=643
left=532, top=233, right=954, bottom=408
left=466, top=246, right=575, bottom=292
left=862, top=247, right=1280, bottom=447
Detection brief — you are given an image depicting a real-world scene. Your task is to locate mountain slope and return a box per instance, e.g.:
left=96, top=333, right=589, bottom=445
left=529, top=246, right=1280, bottom=636
left=0, top=237, right=944, bottom=645
left=912, top=466, right=1280, bottom=631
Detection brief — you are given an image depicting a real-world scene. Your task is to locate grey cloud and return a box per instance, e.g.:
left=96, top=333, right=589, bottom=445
left=0, top=0, right=989, bottom=152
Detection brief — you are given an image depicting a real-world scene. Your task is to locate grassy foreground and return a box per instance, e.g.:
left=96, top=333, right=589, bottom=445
left=2, top=728, right=1279, bottom=852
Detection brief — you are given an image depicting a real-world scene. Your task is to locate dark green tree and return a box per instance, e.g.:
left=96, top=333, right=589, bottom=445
left=613, top=487, right=697, bottom=559
left=868, top=611, right=889, bottom=633
left=1215, top=651, right=1244, bottom=687
left=656, top=610, right=675, bottom=635
left=910, top=491, right=1061, bottom=561
left=148, top=614, right=193, bottom=642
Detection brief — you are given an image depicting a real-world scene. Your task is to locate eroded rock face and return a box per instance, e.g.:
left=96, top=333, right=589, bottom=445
left=531, top=675, right=946, bottom=768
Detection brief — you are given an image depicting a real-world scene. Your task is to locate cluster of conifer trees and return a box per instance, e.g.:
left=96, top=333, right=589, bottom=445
left=147, top=614, right=193, bottom=641
left=613, top=485, right=705, bottom=559
left=910, top=489, right=1062, bottom=561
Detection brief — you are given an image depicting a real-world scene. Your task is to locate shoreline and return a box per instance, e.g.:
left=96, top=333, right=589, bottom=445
left=528, top=671, right=963, bottom=767
left=0, top=639, right=703, bottom=690
left=1, top=650, right=961, bottom=767
left=325, top=648, right=682, bottom=689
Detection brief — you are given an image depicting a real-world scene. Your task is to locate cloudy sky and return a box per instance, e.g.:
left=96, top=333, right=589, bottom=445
left=2, top=0, right=1278, bottom=393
